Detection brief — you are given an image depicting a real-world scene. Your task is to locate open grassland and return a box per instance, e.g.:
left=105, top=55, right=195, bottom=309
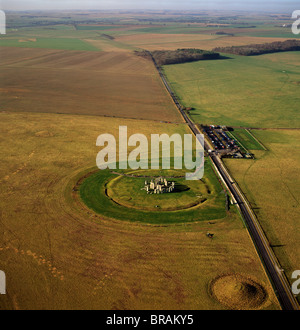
left=3, top=27, right=106, bottom=39
left=0, top=27, right=136, bottom=52
left=228, top=129, right=265, bottom=151
left=0, top=47, right=182, bottom=122
left=75, top=25, right=126, bottom=31
left=223, top=129, right=300, bottom=302
left=0, top=37, right=100, bottom=51
left=79, top=162, right=227, bottom=223
left=1, top=12, right=293, bottom=309
left=107, top=174, right=208, bottom=212
left=234, top=27, right=300, bottom=39
left=115, top=23, right=300, bottom=40
left=163, top=51, right=300, bottom=128
left=0, top=112, right=279, bottom=310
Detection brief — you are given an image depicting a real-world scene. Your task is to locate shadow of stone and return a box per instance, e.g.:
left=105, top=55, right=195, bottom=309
left=174, top=183, right=190, bottom=192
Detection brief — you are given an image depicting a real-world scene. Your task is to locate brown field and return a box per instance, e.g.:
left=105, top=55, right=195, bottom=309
left=0, top=47, right=182, bottom=122
left=85, top=38, right=136, bottom=52
left=224, top=129, right=300, bottom=292
left=116, top=33, right=214, bottom=48
left=116, top=34, right=290, bottom=51
left=0, top=111, right=279, bottom=310
left=0, top=47, right=60, bottom=66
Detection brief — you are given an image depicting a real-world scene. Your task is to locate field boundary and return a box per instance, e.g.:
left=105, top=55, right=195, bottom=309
left=245, top=129, right=268, bottom=151
left=226, top=130, right=250, bottom=154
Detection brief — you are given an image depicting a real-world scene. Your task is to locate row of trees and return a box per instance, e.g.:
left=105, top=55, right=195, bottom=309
left=135, top=49, right=220, bottom=66
left=213, top=39, right=300, bottom=56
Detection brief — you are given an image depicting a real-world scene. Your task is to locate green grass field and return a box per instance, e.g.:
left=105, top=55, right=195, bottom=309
left=107, top=172, right=208, bottom=211
left=163, top=51, right=300, bottom=128
left=0, top=37, right=100, bottom=51
left=235, top=28, right=300, bottom=39
left=75, top=25, right=125, bottom=30
left=126, top=25, right=217, bottom=35
left=79, top=161, right=229, bottom=224
left=228, top=129, right=265, bottom=151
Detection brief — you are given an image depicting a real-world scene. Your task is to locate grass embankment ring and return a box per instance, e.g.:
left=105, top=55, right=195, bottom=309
left=106, top=170, right=208, bottom=211
left=77, top=165, right=227, bottom=224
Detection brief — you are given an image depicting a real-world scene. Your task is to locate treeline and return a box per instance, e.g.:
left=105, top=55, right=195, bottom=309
left=213, top=39, right=300, bottom=56
left=214, top=31, right=234, bottom=36
left=100, top=34, right=115, bottom=40
left=135, top=49, right=220, bottom=66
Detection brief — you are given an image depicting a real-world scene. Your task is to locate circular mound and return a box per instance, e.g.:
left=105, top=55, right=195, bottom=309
left=106, top=170, right=209, bottom=211
left=210, top=274, right=267, bottom=310
left=76, top=166, right=227, bottom=224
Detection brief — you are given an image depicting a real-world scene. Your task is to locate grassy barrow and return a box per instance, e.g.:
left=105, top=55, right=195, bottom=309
left=79, top=162, right=227, bottom=224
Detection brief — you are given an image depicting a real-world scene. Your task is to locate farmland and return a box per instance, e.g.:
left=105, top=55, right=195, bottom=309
left=0, top=112, right=279, bottom=310
left=0, top=47, right=182, bottom=122
left=163, top=51, right=300, bottom=128
left=160, top=24, right=300, bottom=305
left=223, top=129, right=300, bottom=290
left=0, top=37, right=100, bottom=51
left=116, top=33, right=293, bottom=51
left=1, top=9, right=299, bottom=310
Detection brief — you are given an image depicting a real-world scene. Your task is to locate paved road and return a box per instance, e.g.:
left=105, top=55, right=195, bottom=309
left=210, top=154, right=299, bottom=310
left=149, top=52, right=299, bottom=310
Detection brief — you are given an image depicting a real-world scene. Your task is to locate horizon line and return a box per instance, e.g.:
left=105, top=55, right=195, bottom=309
left=2, top=8, right=294, bottom=14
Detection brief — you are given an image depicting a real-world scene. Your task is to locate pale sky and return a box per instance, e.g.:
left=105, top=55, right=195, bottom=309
left=0, top=0, right=299, bottom=13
